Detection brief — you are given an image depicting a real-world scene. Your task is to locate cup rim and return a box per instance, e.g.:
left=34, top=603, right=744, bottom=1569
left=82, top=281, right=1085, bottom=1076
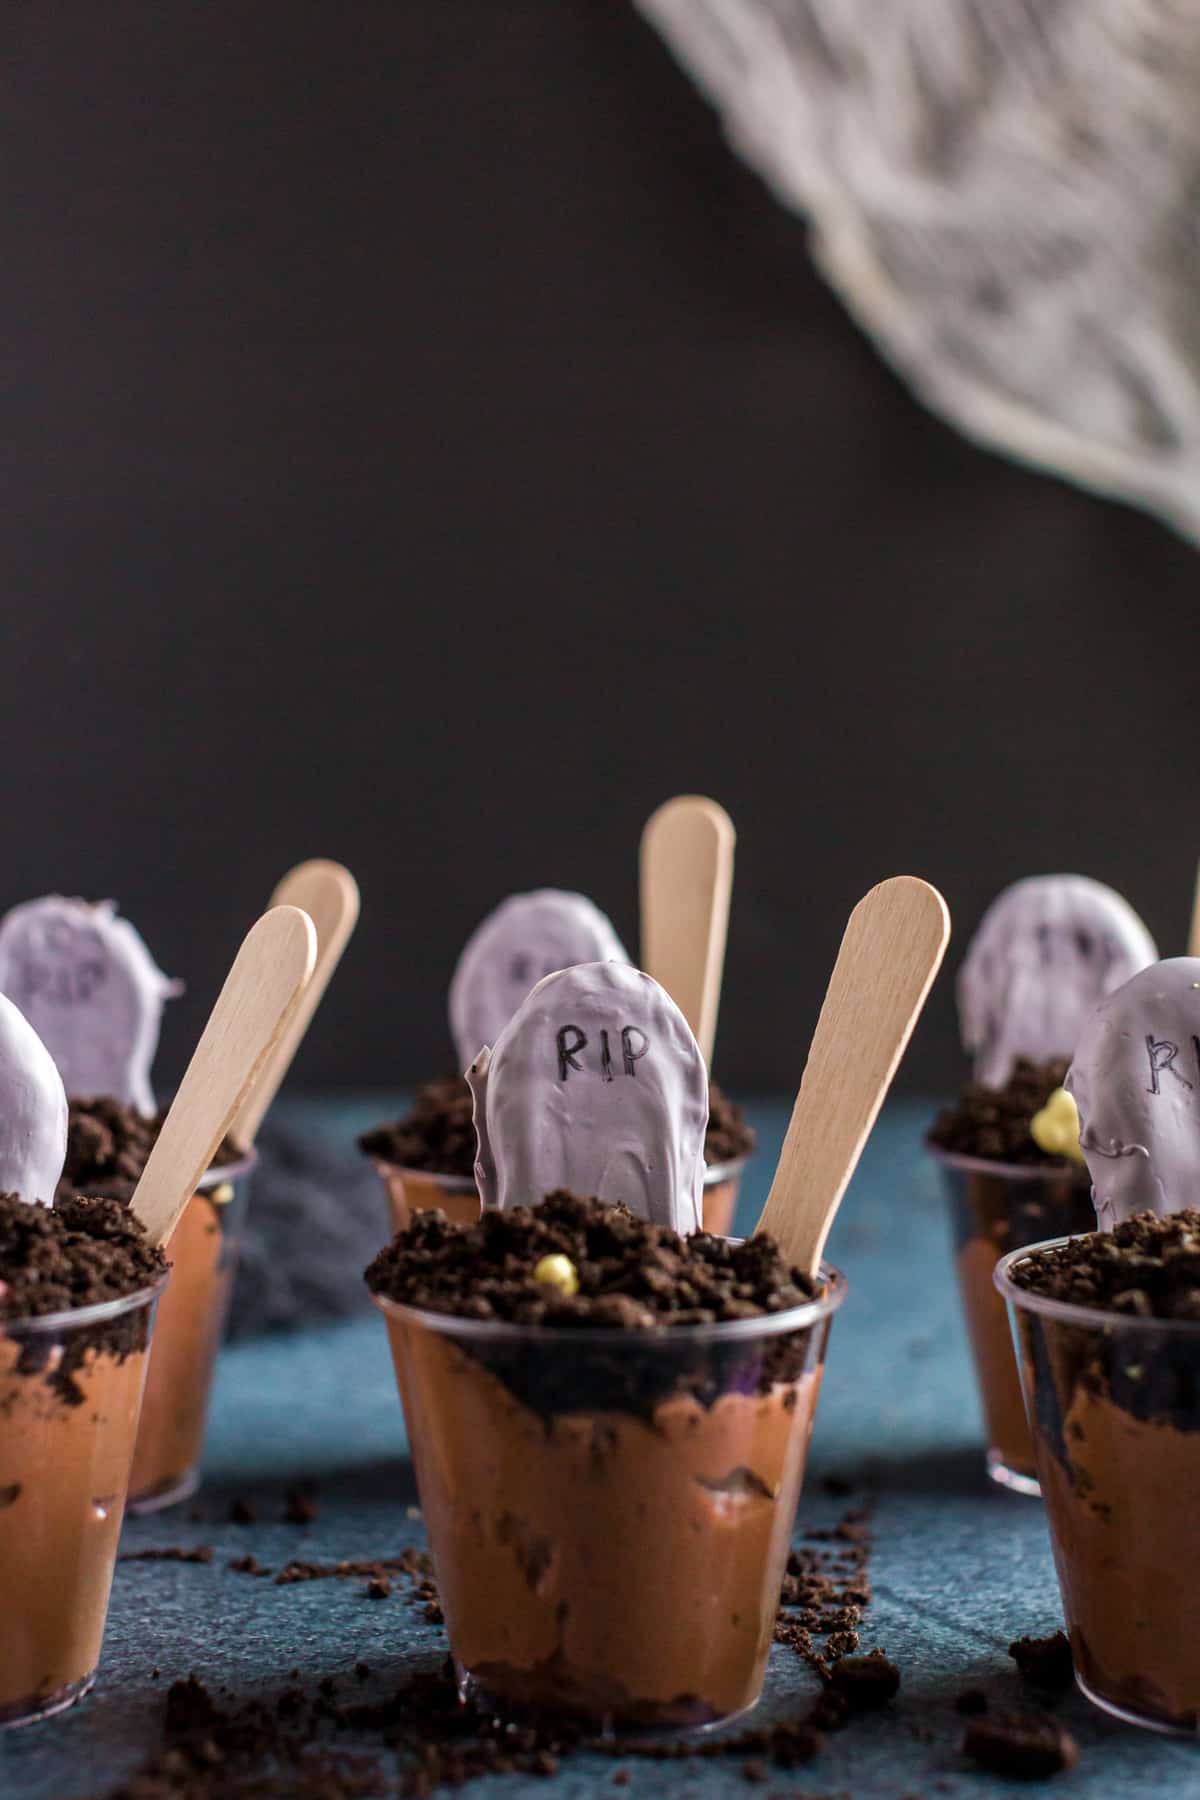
left=197, top=1145, right=257, bottom=1190
left=1, top=1266, right=171, bottom=1338
left=995, top=1235, right=1200, bottom=1335
left=371, top=1258, right=846, bottom=1346
left=373, top=1150, right=751, bottom=1195
left=926, top=1140, right=1089, bottom=1186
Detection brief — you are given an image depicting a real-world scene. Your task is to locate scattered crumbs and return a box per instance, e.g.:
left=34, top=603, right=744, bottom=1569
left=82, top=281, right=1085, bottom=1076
left=228, top=1554, right=273, bottom=1578
left=366, top=1578, right=392, bottom=1600
left=119, top=1546, right=213, bottom=1565
left=1008, top=1630, right=1074, bottom=1690
left=229, top=1497, right=258, bottom=1525
left=285, top=1486, right=319, bottom=1526
left=964, top=1711, right=1080, bottom=1779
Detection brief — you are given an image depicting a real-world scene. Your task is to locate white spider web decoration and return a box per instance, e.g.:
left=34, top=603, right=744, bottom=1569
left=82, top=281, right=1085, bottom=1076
left=635, top=0, right=1200, bottom=543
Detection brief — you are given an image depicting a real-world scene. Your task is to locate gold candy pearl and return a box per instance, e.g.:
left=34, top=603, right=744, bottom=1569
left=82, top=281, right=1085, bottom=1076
left=533, top=1253, right=579, bottom=1297
left=1030, top=1087, right=1087, bottom=1167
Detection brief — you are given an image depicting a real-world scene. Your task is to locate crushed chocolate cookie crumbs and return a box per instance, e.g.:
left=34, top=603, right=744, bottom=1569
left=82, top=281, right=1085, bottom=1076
left=829, top=1650, right=901, bottom=1709
left=1008, top=1631, right=1074, bottom=1690
left=963, top=1710, right=1079, bottom=1779
left=61, top=1096, right=241, bottom=1207
left=359, top=1077, right=754, bottom=1178
left=365, top=1191, right=819, bottom=1417
left=228, top=1554, right=273, bottom=1578
left=0, top=1190, right=165, bottom=1322
left=1011, top=1209, right=1200, bottom=1321
left=119, top=1545, right=213, bottom=1566
left=929, top=1058, right=1077, bottom=1167
left=285, top=1485, right=319, bottom=1525
left=230, top=1497, right=258, bottom=1525
left=366, top=1191, right=813, bottom=1328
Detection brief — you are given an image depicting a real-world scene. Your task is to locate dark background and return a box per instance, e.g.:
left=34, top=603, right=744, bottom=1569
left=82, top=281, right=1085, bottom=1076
left=3, top=1, right=1195, bottom=1099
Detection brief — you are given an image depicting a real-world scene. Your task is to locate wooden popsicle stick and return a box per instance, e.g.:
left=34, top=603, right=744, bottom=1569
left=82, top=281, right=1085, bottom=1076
left=230, top=859, right=360, bottom=1149
left=755, top=877, right=950, bottom=1278
left=1189, top=859, right=1200, bottom=958
left=130, top=906, right=317, bottom=1248
left=639, top=795, right=735, bottom=1067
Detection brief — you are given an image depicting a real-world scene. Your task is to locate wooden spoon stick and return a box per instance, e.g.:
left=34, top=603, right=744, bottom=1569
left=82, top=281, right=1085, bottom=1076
left=640, top=795, right=735, bottom=1067
left=1188, top=859, right=1200, bottom=958
left=130, top=907, right=317, bottom=1248
left=755, top=877, right=950, bottom=1278
left=230, top=860, right=360, bottom=1149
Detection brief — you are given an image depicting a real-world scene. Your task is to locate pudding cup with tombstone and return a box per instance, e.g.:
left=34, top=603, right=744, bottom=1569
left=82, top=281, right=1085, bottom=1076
left=370, top=961, right=832, bottom=1730
left=0, top=876, right=356, bottom=1514
left=0, top=993, right=168, bottom=1729
left=369, top=876, right=949, bottom=1732
left=997, top=958, right=1200, bottom=1734
left=927, top=876, right=1156, bottom=1492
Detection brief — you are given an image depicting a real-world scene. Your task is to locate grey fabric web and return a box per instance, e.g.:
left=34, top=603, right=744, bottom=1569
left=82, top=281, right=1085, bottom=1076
left=636, top=0, right=1200, bottom=542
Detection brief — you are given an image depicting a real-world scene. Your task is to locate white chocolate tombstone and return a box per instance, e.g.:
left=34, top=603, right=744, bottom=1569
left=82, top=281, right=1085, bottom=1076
left=1067, top=958, right=1200, bottom=1229
left=448, top=889, right=629, bottom=1072
left=0, top=897, right=181, bottom=1116
left=0, top=993, right=68, bottom=1204
left=467, top=961, right=707, bottom=1234
left=958, top=875, right=1157, bottom=1087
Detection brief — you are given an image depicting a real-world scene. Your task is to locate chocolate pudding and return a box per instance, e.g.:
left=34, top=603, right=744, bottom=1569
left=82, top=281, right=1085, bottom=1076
left=366, top=1194, right=841, bottom=1729
left=929, top=1058, right=1092, bottom=1490
left=62, top=1097, right=252, bottom=1512
left=999, top=1211, right=1200, bottom=1732
left=361, top=1078, right=756, bottom=1236
left=0, top=1191, right=167, bottom=1726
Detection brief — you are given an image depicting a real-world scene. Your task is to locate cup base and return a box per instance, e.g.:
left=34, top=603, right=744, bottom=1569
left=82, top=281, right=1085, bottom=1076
left=985, top=1450, right=1040, bottom=1498
left=455, top=1661, right=760, bottom=1738
left=0, top=1670, right=97, bottom=1731
left=126, top=1465, right=201, bottom=1517
left=1075, top=1670, right=1200, bottom=1738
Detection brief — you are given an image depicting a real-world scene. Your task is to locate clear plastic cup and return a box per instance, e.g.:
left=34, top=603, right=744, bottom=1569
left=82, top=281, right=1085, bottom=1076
left=126, top=1151, right=255, bottom=1514
left=930, top=1148, right=1093, bottom=1494
left=699, top=1155, right=749, bottom=1237
left=0, top=1274, right=167, bottom=1728
left=372, top=1265, right=845, bottom=1732
left=374, top=1155, right=749, bottom=1238
left=997, top=1241, right=1200, bottom=1735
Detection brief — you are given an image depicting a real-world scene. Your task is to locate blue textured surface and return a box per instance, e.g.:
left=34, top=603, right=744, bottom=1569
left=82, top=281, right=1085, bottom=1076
left=4, top=1095, right=1198, bottom=1797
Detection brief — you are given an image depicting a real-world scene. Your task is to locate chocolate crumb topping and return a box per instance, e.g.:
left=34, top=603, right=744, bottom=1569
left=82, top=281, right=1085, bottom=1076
left=365, top=1190, right=812, bottom=1327
left=929, top=1057, right=1078, bottom=1168
left=1011, top=1210, right=1200, bottom=1321
left=0, top=1191, right=165, bottom=1321
left=359, top=1077, right=755, bottom=1177
left=962, top=1710, right=1079, bottom=1779
left=60, top=1095, right=240, bottom=1206
left=0, top=1191, right=166, bottom=1400
left=365, top=1193, right=821, bottom=1417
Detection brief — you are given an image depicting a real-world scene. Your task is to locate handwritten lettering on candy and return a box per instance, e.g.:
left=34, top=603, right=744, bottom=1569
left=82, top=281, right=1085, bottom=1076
left=470, top=962, right=706, bottom=1231
left=555, top=1024, right=648, bottom=1081
left=1145, top=1034, right=1200, bottom=1095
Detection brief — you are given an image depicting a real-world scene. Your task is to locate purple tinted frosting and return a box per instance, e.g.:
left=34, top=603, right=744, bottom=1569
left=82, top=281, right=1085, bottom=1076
left=466, top=961, right=707, bottom=1234
left=447, top=889, right=629, bottom=1071
left=958, top=875, right=1157, bottom=1086
left=1068, top=957, right=1200, bottom=1228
